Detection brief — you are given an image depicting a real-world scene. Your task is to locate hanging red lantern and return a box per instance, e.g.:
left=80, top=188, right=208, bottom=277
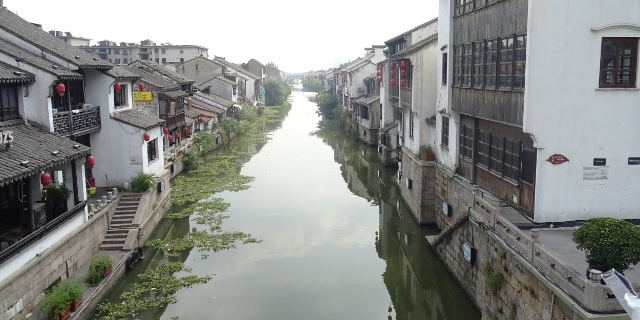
left=401, top=60, right=407, bottom=68
left=200, top=117, right=205, bottom=123
left=168, top=135, right=173, bottom=142
left=390, top=71, right=396, bottom=78
left=195, top=119, right=199, bottom=124
left=183, top=127, right=188, bottom=135
left=137, top=82, right=145, bottom=91
left=86, top=155, right=95, bottom=167
left=401, top=70, right=407, bottom=78
left=377, top=71, right=381, bottom=76
left=401, top=79, right=407, bottom=87
left=390, top=79, right=396, bottom=87
left=41, top=172, right=51, bottom=186
left=174, top=132, right=180, bottom=140
left=114, top=82, right=121, bottom=91
left=376, top=77, right=382, bottom=83
left=143, top=132, right=150, bottom=141
left=390, top=62, right=396, bottom=69
left=163, top=127, right=169, bottom=135
left=55, top=83, right=65, bottom=97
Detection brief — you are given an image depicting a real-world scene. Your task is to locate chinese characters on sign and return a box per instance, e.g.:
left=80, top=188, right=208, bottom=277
left=547, top=154, right=569, bottom=165
left=133, top=91, right=152, bottom=101
left=0, top=131, right=14, bottom=146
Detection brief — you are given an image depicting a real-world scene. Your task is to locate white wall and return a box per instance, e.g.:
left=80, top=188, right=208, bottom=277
left=435, top=0, right=457, bottom=169
left=525, top=0, right=640, bottom=221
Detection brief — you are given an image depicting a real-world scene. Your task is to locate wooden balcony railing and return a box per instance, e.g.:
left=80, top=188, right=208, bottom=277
left=166, top=112, right=185, bottom=129
left=53, top=106, right=101, bottom=137
left=400, top=87, right=412, bottom=106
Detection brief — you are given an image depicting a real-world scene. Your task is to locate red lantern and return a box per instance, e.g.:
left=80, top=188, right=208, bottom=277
left=174, top=133, right=180, bottom=140
left=86, top=155, right=95, bottom=167
left=168, top=135, right=173, bottom=142
left=143, top=133, right=150, bottom=141
left=137, top=82, right=145, bottom=91
left=401, top=70, right=407, bottom=78
left=183, top=127, right=188, bottom=135
left=55, top=83, right=65, bottom=97
left=199, top=117, right=205, bottom=123
left=114, top=82, right=121, bottom=91
left=390, top=62, right=396, bottom=69
left=376, top=77, right=382, bottom=83
left=195, top=119, right=199, bottom=124
left=377, top=71, right=381, bottom=76
left=390, top=79, right=396, bottom=87
left=401, top=60, right=407, bottom=68
left=163, top=127, right=169, bottom=135
left=401, top=79, right=407, bottom=87
left=41, top=172, right=51, bottom=186
left=390, top=71, right=396, bottom=78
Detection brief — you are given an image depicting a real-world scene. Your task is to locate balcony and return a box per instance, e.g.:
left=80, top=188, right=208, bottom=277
left=400, top=87, right=412, bottom=106
left=165, top=112, right=185, bottom=129
left=53, top=106, right=101, bottom=137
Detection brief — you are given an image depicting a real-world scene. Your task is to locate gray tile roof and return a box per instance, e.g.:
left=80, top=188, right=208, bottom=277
left=159, top=90, right=189, bottom=100
left=131, top=60, right=194, bottom=84
left=354, top=95, right=380, bottom=105
left=0, top=38, right=83, bottom=80
left=0, top=61, right=34, bottom=84
left=213, top=57, right=261, bottom=80
left=0, top=123, right=92, bottom=186
left=248, top=58, right=265, bottom=67
left=0, top=7, right=112, bottom=70
left=121, top=65, right=179, bottom=90
left=385, top=17, right=438, bottom=44
left=111, top=109, right=165, bottom=130
left=104, top=65, right=141, bottom=81
left=215, top=75, right=236, bottom=86
left=193, top=92, right=233, bottom=108
left=390, top=34, right=438, bottom=59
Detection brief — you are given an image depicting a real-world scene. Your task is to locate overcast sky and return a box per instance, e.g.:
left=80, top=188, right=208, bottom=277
left=5, top=0, right=438, bottom=73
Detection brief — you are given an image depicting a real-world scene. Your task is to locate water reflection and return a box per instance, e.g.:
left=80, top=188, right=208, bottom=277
left=93, top=87, right=479, bottom=319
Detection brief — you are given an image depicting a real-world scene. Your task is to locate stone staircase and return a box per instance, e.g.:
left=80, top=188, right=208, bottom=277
left=100, top=193, right=142, bottom=250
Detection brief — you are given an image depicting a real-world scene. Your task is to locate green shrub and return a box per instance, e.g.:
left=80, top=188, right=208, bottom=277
left=182, top=146, right=203, bottom=171
left=40, top=278, right=84, bottom=315
left=87, top=252, right=113, bottom=286
left=482, top=260, right=505, bottom=295
left=573, top=217, right=640, bottom=272
left=193, top=131, right=215, bottom=152
left=131, top=172, right=155, bottom=192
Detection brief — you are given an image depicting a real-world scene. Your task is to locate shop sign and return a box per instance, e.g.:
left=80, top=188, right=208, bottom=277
left=547, top=154, right=569, bottom=165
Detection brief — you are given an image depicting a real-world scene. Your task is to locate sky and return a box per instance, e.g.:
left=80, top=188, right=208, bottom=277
left=4, top=0, right=438, bottom=74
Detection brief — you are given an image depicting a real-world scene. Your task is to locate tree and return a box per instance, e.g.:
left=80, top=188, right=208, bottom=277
left=311, top=91, right=340, bottom=119
left=264, top=78, right=291, bottom=106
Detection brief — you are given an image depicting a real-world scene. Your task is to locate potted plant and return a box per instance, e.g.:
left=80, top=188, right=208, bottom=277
left=40, top=279, right=84, bottom=320
left=131, top=172, right=155, bottom=192
left=418, top=145, right=436, bottom=161
left=573, top=217, right=640, bottom=279
left=87, top=252, right=113, bottom=286
left=44, top=183, right=72, bottom=219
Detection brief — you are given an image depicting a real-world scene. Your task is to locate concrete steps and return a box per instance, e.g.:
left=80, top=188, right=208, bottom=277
left=99, top=193, right=142, bottom=251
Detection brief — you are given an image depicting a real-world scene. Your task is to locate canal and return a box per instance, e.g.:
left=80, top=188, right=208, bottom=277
left=92, top=85, right=481, bottom=320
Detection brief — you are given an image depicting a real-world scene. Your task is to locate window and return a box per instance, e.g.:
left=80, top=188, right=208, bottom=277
left=599, top=38, right=637, bottom=88
left=453, top=46, right=462, bottom=85
left=498, top=37, right=514, bottom=89
left=180, top=58, right=184, bottom=62
left=154, top=48, right=159, bottom=53
left=442, top=52, right=448, bottom=84
left=161, top=48, right=166, bottom=54
left=473, top=41, right=484, bottom=88
left=477, top=130, right=489, bottom=167
left=180, top=50, right=184, bottom=54
left=115, top=58, right=121, bottom=64
left=459, top=125, right=473, bottom=159
left=360, top=105, right=369, bottom=119
left=407, top=65, right=414, bottom=88
left=114, top=84, right=128, bottom=108
left=409, top=112, right=414, bottom=138
left=162, top=58, right=166, bottom=63
left=52, top=80, right=85, bottom=112
left=485, top=40, right=497, bottom=88
left=123, top=58, right=128, bottom=64
left=155, top=58, right=160, bottom=63
left=463, top=43, right=472, bottom=86
left=489, top=134, right=504, bottom=174
left=521, top=146, right=536, bottom=184
left=514, top=35, right=526, bottom=89
left=504, top=138, right=520, bottom=181
left=147, top=138, right=157, bottom=162
left=0, top=85, right=19, bottom=121
left=441, top=116, right=450, bottom=147
left=113, top=48, right=119, bottom=54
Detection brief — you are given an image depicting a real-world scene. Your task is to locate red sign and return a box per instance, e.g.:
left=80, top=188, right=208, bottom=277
left=547, top=154, right=569, bottom=165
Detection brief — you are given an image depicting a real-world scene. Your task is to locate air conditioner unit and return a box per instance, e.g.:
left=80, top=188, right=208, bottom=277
left=83, top=104, right=92, bottom=109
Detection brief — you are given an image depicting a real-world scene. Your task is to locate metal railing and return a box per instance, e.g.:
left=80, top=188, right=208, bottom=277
left=0, top=201, right=86, bottom=264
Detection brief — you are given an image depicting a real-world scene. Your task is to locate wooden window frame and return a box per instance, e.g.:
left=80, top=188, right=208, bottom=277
left=0, top=85, right=19, bottom=122
left=459, top=125, right=473, bottom=160
left=453, top=45, right=463, bottom=86
left=442, top=52, right=448, bottom=84
left=147, top=138, right=157, bottom=162
left=114, top=84, right=128, bottom=108
left=514, top=35, right=526, bottom=90
left=441, top=116, right=450, bottom=147
left=498, top=36, right=514, bottom=89
left=484, top=40, right=497, bottom=89
left=599, top=37, right=638, bottom=88
left=476, top=130, right=490, bottom=167
left=503, top=138, right=520, bottom=182
left=472, top=41, right=484, bottom=88
left=489, top=134, right=504, bottom=174
left=409, top=111, right=414, bottom=138
left=463, top=43, right=473, bottom=87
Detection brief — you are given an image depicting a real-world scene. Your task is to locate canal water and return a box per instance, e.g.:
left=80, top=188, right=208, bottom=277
left=93, top=86, right=481, bottom=320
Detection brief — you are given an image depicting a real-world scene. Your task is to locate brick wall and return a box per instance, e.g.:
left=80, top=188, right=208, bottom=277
left=397, top=147, right=436, bottom=224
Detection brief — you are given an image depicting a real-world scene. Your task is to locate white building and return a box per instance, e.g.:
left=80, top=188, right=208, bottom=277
left=77, top=39, right=208, bottom=65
